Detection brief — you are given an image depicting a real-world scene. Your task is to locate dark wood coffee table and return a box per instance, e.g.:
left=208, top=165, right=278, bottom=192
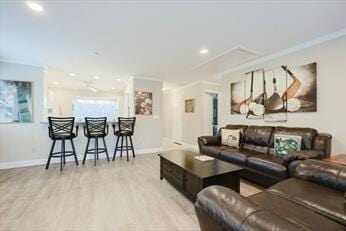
left=158, top=150, right=243, bottom=201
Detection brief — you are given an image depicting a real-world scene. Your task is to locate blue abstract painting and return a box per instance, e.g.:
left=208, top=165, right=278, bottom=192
left=0, top=80, right=32, bottom=123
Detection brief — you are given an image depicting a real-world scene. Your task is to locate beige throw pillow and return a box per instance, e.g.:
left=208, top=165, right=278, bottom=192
left=221, top=129, right=240, bottom=148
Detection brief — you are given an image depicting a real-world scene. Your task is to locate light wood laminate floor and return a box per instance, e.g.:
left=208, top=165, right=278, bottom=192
left=0, top=153, right=262, bottom=231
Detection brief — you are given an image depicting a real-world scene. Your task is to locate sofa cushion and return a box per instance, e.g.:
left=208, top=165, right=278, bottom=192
left=200, top=145, right=231, bottom=158
left=243, top=126, right=274, bottom=146
left=246, top=154, right=287, bottom=179
left=249, top=191, right=345, bottom=230
left=219, top=148, right=259, bottom=166
left=269, top=127, right=317, bottom=150
left=267, top=178, right=346, bottom=226
left=242, top=143, right=269, bottom=154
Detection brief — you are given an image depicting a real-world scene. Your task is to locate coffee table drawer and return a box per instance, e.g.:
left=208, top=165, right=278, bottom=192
left=161, top=168, right=184, bottom=189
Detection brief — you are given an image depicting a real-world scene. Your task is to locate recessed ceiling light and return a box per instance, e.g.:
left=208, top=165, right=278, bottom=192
left=94, top=76, right=100, bottom=79
left=200, top=48, right=209, bottom=55
left=26, top=1, right=44, bottom=12
left=52, top=82, right=60, bottom=85
left=116, top=78, right=121, bottom=81
left=111, top=87, right=116, bottom=90
left=69, top=73, right=76, bottom=77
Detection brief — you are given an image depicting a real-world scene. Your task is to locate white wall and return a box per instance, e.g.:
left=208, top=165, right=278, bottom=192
left=163, top=81, right=221, bottom=146
left=0, top=63, right=164, bottom=167
left=220, top=36, right=346, bottom=154
left=0, top=62, right=50, bottom=163
left=132, top=78, right=163, bottom=149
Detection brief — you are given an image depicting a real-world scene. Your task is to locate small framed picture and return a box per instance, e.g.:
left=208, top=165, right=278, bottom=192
left=134, top=91, right=153, bottom=115
left=185, top=98, right=195, bottom=113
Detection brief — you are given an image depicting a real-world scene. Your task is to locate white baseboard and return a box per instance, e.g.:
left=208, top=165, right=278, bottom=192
left=0, top=147, right=164, bottom=170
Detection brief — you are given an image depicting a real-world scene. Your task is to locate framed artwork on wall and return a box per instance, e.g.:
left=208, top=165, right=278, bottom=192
left=134, top=91, right=153, bottom=115
left=230, top=79, right=245, bottom=114
left=0, top=80, right=33, bottom=123
left=184, top=98, right=195, bottom=113
left=263, top=66, right=288, bottom=122
left=284, top=62, right=317, bottom=112
left=244, top=69, right=265, bottom=119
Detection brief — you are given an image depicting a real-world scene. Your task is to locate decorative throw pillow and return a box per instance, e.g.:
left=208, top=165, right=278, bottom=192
left=274, top=134, right=302, bottom=157
left=221, top=129, right=241, bottom=149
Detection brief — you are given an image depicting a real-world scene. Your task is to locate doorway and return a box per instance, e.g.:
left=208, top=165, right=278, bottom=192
left=203, top=92, right=218, bottom=136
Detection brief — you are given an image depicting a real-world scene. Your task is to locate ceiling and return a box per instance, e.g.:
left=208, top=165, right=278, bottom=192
left=1, top=1, right=346, bottom=89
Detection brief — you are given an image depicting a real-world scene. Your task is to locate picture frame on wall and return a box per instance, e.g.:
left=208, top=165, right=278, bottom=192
left=184, top=98, right=195, bottom=113
left=244, top=69, right=265, bottom=119
left=0, top=80, right=33, bottom=123
left=134, top=91, right=153, bottom=115
left=264, top=66, right=288, bottom=122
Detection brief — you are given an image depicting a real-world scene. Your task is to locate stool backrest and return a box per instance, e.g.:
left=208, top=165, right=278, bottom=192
left=85, top=117, right=107, bottom=135
left=48, top=117, right=75, bottom=139
left=118, top=117, right=136, bottom=134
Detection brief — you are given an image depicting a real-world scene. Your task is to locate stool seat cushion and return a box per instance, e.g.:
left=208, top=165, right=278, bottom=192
left=53, top=133, right=76, bottom=140
left=115, top=130, right=133, bottom=136
left=86, top=132, right=107, bottom=138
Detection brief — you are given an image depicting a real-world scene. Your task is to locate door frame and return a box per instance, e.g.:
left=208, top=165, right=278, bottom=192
left=203, top=90, right=222, bottom=135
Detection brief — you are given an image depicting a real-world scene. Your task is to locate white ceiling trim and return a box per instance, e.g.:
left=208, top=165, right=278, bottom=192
left=218, top=28, right=346, bottom=78
left=133, top=76, right=163, bottom=82
left=0, top=58, right=44, bottom=68
left=190, top=45, right=262, bottom=71
left=165, top=80, right=221, bottom=94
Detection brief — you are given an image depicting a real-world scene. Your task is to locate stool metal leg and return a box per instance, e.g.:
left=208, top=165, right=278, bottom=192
left=60, top=139, right=64, bottom=171
left=113, top=136, right=120, bottom=161
left=63, top=139, right=66, bottom=165
left=45, top=140, right=56, bottom=169
left=102, top=137, right=110, bottom=161
left=120, top=136, right=124, bottom=158
left=71, top=139, right=79, bottom=166
left=94, top=138, right=97, bottom=166
left=125, top=136, right=129, bottom=161
left=83, top=138, right=90, bottom=164
left=129, top=136, right=135, bottom=158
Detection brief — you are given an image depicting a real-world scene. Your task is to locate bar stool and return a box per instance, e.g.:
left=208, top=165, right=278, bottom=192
left=46, top=117, right=79, bottom=171
left=82, top=117, right=110, bottom=166
left=112, top=117, right=136, bottom=161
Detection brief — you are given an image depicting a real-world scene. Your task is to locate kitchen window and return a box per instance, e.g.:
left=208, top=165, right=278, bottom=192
left=73, top=98, right=118, bottom=122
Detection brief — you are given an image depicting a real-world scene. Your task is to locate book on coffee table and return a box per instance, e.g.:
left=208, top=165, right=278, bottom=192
left=194, top=155, right=215, bottom=162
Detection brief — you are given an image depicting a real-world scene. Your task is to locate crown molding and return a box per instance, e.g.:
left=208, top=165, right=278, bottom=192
left=132, top=76, right=163, bottom=82
left=164, top=80, right=221, bottom=93
left=218, top=28, right=346, bottom=78
left=0, top=57, right=44, bottom=67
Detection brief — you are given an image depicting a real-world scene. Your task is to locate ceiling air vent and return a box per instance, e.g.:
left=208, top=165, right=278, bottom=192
left=192, top=46, right=260, bottom=74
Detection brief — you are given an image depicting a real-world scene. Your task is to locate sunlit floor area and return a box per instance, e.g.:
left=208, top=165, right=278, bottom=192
left=0, top=153, right=262, bottom=231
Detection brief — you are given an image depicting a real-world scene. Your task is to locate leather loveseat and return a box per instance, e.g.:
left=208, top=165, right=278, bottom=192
left=194, top=160, right=346, bottom=231
left=198, top=124, right=332, bottom=186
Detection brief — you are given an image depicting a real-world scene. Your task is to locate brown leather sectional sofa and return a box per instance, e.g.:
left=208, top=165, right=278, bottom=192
left=194, top=160, right=346, bottom=231
left=198, top=124, right=332, bottom=186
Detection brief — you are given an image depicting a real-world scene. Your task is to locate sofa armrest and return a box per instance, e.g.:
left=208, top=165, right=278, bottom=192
left=295, top=159, right=346, bottom=192
left=313, top=133, right=332, bottom=158
left=282, top=150, right=324, bottom=166
left=194, top=186, right=304, bottom=231
left=198, top=136, right=221, bottom=146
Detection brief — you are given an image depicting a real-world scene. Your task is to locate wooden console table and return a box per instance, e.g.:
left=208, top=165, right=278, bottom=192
left=324, top=154, right=346, bottom=166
